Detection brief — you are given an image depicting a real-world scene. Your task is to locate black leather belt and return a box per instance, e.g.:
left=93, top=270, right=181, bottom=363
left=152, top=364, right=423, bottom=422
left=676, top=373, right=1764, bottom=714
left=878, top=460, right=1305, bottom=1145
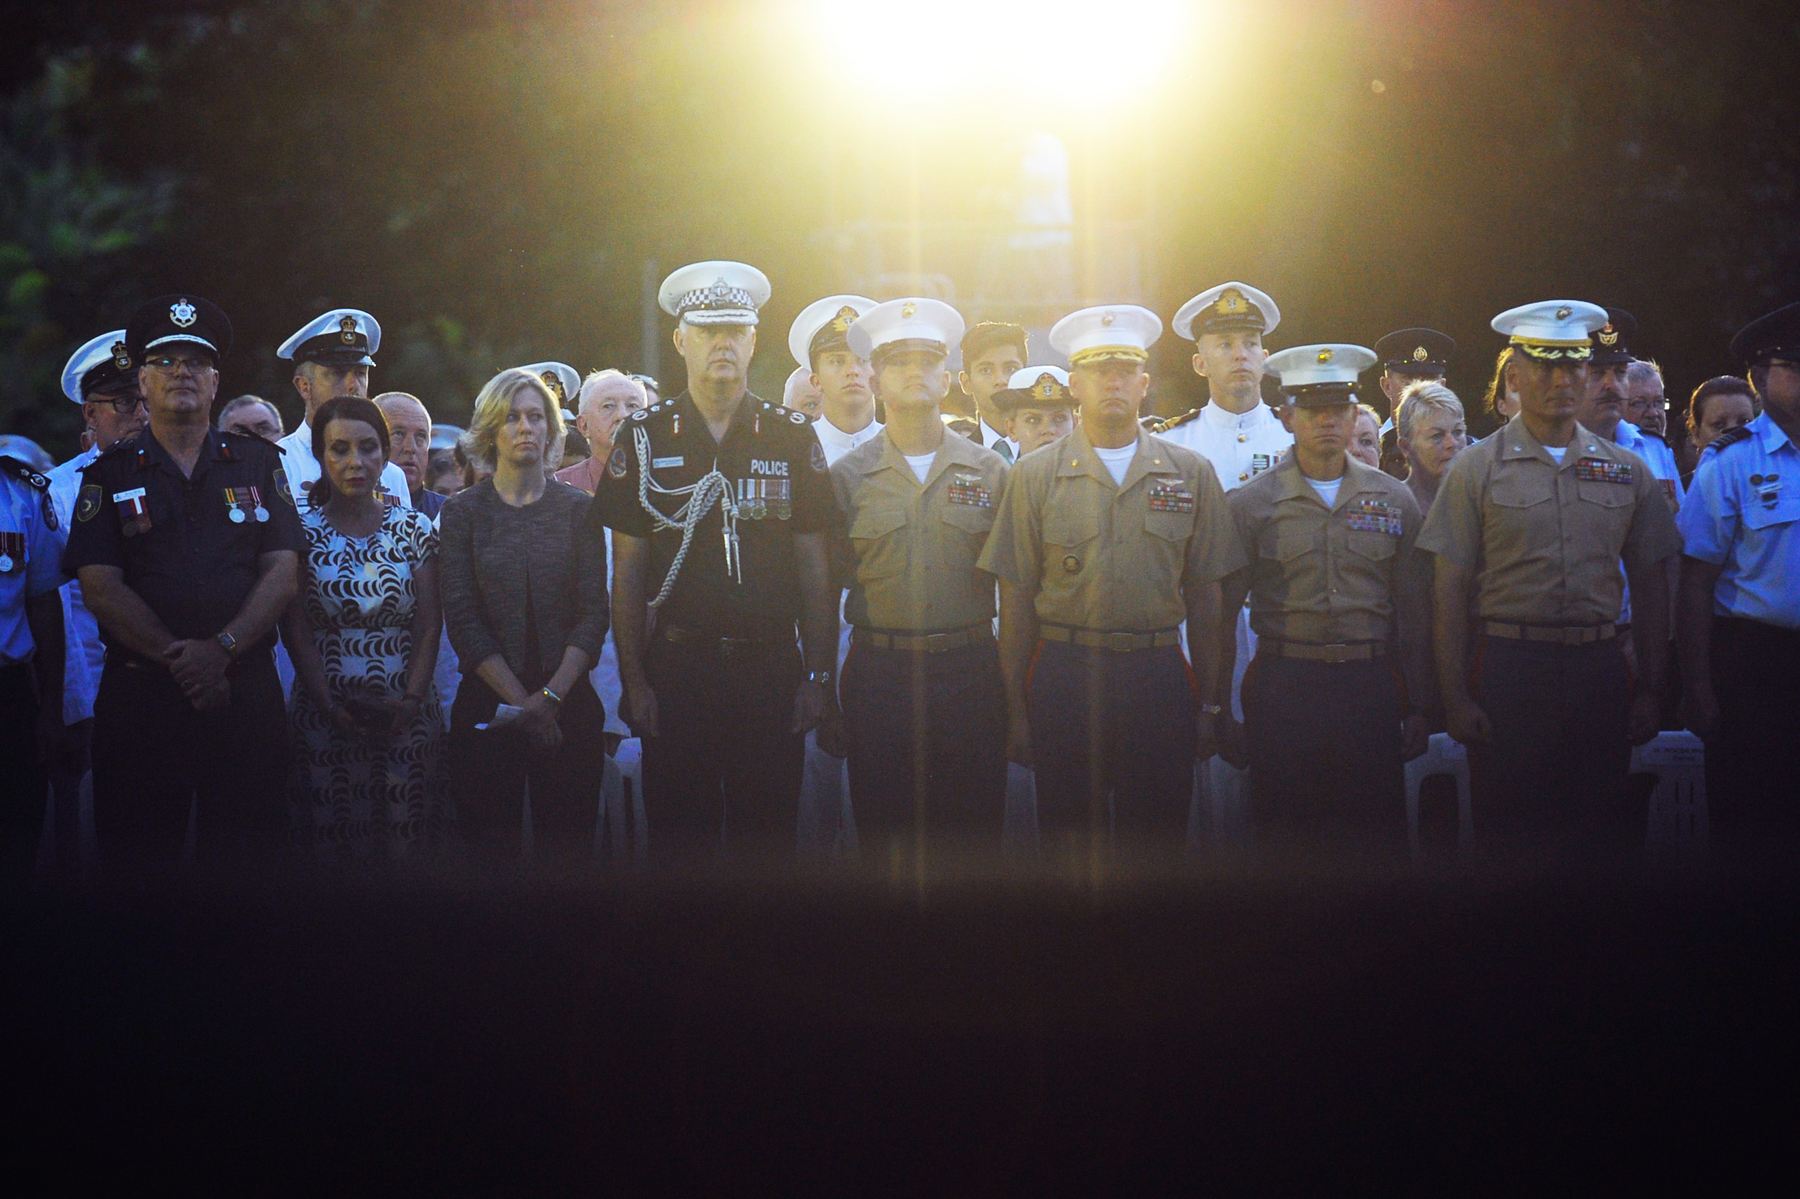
left=855, top=625, right=993, bottom=653
left=660, top=625, right=794, bottom=656
left=1039, top=624, right=1182, bottom=652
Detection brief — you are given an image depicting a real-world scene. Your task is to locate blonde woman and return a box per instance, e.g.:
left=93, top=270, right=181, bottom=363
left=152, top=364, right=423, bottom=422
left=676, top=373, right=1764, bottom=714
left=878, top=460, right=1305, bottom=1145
left=439, top=369, right=608, bottom=861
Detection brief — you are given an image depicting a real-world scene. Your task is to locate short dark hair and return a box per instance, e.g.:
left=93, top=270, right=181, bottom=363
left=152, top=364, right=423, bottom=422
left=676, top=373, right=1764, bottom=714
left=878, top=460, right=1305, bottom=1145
left=309, top=395, right=391, bottom=509
left=959, top=322, right=1028, bottom=368
left=1689, top=375, right=1759, bottom=433
left=218, top=394, right=282, bottom=434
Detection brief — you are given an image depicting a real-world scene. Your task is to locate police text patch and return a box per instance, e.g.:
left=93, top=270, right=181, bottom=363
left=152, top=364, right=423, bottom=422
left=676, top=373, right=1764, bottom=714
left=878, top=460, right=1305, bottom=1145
left=1575, top=458, right=1633, bottom=485
left=1147, top=483, right=1195, bottom=513
left=1345, top=499, right=1403, bottom=535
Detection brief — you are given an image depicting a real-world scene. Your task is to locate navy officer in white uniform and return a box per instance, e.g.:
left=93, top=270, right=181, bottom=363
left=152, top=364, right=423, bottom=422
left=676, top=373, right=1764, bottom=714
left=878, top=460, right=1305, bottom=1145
left=275, top=308, right=412, bottom=508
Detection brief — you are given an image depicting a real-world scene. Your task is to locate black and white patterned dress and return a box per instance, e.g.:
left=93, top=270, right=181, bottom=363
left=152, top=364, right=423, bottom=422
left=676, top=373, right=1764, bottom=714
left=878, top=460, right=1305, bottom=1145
left=289, top=504, right=445, bottom=859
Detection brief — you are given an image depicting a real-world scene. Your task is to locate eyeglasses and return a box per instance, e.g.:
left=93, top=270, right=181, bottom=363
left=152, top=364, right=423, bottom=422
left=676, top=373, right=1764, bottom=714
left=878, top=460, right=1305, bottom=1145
left=90, top=392, right=147, bottom=413
left=143, top=355, right=217, bottom=375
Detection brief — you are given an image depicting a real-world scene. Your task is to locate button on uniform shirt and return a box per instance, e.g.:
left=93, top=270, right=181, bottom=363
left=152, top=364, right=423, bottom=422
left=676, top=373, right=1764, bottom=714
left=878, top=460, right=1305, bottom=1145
left=1227, top=453, right=1425, bottom=644
left=812, top=414, right=884, bottom=468
left=60, top=430, right=307, bottom=653
left=978, top=426, right=1243, bottom=631
left=829, top=430, right=1008, bottom=632
left=1159, top=402, right=1293, bottom=491
left=591, top=392, right=835, bottom=637
left=0, top=462, right=67, bottom=668
left=278, top=421, right=412, bottom=509
left=46, top=447, right=102, bottom=722
left=1676, top=412, right=1800, bottom=630
left=1417, top=414, right=1683, bottom=625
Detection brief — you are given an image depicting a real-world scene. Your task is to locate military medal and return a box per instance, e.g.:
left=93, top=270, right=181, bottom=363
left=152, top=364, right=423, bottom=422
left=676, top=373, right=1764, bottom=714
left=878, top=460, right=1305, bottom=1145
left=1575, top=458, right=1633, bottom=485
left=947, top=475, right=994, bottom=508
left=250, top=485, right=269, bottom=522
left=225, top=487, right=248, bottom=522
left=1346, top=499, right=1403, bottom=535
left=0, top=532, right=21, bottom=573
left=1146, top=482, right=1194, bottom=513
left=112, top=487, right=151, bottom=536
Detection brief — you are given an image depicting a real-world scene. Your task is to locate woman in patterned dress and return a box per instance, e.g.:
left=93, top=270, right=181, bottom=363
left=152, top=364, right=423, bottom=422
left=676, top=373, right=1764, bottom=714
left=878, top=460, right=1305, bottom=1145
left=281, top=396, right=444, bottom=861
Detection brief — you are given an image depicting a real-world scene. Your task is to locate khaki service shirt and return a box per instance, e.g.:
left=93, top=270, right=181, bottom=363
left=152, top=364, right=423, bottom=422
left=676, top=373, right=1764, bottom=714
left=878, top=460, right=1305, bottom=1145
left=1417, top=414, right=1684, bottom=625
left=1227, top=453, right=1425, bottom=644
left=977, top=426, right=1243, bottom=631
left=829, top=430, right=1008, bottom=632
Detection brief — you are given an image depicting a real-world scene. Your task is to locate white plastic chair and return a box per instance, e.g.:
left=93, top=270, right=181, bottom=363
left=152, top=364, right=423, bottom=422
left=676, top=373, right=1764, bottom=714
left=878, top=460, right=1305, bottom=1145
left=1405, top=733, right=1473, bottom=857
left=1633, top=730, right=1707, bottom=858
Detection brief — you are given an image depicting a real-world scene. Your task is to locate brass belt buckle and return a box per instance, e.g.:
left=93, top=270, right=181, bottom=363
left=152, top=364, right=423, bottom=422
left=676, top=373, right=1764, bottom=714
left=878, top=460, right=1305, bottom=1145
left=1321, top=643, right=1352, bottom=664
left=1108, top=632, right=1138, bottom=653
left=924, top=632, right=954, bottom=653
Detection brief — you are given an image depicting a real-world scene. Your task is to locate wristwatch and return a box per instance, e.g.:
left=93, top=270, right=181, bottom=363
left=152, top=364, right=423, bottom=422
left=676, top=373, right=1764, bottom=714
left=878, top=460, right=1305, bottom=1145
left=215, top=631, right=240, bottom=658
left=805, top=670, right=834, bottom=687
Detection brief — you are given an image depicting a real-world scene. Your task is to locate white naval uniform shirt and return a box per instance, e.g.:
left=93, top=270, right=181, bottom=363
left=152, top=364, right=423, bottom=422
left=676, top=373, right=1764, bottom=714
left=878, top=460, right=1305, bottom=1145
left=277, top=421, right=413, bottom=509
left=1158, top=402, right=1292, bottom=492
left=812, top=414, right=884, bottom=468
left=46, top=448, right=101, bottom=725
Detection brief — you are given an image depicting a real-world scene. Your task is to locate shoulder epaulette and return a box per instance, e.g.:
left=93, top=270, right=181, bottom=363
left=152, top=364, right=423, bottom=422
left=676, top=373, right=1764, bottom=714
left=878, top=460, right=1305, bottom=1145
left=0, top=455, right=50, bottom=491
left=220, top=428, right=282, bottom=451
left=1150, top=408, right=1200, bottom=434
left=1709, top=425, right=1754, bottom=455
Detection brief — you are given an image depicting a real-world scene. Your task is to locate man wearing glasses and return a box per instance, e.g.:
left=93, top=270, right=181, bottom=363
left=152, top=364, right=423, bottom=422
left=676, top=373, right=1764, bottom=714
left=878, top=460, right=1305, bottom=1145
left=62, top=296, right=306, bottom=877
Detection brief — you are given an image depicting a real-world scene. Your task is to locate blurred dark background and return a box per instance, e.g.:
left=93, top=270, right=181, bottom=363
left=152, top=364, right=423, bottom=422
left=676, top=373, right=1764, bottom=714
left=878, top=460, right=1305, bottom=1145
left=3, top=0, right=1797, bottom=457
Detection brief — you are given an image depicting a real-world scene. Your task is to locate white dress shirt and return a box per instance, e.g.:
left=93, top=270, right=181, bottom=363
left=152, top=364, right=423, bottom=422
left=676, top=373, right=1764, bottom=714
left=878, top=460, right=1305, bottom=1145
left=46, top=448, right=100, bottom=725
left=277, top=421, right=413, bottom=508
left=979, top=418, right=1019, bottom=464
left=1157, top=401, right=1292, bottom=492
left=812, top=414, right=884, bottom=468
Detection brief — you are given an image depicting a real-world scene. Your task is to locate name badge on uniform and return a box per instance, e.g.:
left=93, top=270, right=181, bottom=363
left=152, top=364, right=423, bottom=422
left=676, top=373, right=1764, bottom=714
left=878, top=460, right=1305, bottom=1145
left=0, top=531, right=22, bottom=573
left=1345, top=499, right=1403, bottom=536
left=1147, top=482, right=1194, bottom=513
left=1575, top=458, right=1633, bottom=485
left=653, top=456, right=685, bottom=470
left=112, top=487, right=151, bottom=537
left=946, top=475, right=993, bottom=508
left=736, top=477, right=791, bottom=520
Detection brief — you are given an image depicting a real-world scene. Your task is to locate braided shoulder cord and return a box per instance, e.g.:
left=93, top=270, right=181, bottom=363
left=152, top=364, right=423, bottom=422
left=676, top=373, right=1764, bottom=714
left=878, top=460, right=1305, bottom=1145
left=633, top=422, right=739, bottom=608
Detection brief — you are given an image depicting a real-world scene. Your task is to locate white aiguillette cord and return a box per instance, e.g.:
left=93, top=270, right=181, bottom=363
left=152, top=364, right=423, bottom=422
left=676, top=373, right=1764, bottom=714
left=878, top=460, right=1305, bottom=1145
left=633, top=422, right=741, bottom=608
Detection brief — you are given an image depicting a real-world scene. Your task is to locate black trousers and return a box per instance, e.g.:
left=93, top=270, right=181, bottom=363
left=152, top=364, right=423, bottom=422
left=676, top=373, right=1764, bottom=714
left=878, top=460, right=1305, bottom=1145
left=1707, top=617, right=1800, bottom=858
left=841, top=636, right=1007, bottom=858
left=640, top=634, right=805, bottom=862
left=1243, top=653, right=1405, bottom=851
left=90, top=652, right=288, bottom=877
left=0, top=663, right=48, bottom=883
left=1027, top=640, right=1195, bottom=850
left=447, top=673, right=606, bottom=860
left=1467, top=635, right=1634, bottom=861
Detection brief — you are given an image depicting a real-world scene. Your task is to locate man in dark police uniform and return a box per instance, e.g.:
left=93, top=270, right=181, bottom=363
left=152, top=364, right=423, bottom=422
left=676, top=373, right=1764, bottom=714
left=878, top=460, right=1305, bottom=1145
left=593, top=261, right=841, bottom=863
left=62, top=295, right=305, bottom=875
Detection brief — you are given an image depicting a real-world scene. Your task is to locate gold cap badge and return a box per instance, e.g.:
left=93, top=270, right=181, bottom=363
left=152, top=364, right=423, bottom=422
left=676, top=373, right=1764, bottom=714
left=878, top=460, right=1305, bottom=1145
left=111, top=340, right=132, bottom=370
left=1034, top=373, right=1058, bottom=399
left=1411, top=344, right=1429, bottom=362
left=830, top=305, right=858, bottom=333
left=901, top=301, right=916, bottom=319
left=338, top=316, right=358, bottom=344
left=1317, top=348, right=1335, bottom=364
left=1597, top=324, right=1618, bottom=346
left=1217, top=288, right=1246, bottom=315
left=540, top=371, right=565, bottom=402
left=1101, top=311, right=1116, bottom=327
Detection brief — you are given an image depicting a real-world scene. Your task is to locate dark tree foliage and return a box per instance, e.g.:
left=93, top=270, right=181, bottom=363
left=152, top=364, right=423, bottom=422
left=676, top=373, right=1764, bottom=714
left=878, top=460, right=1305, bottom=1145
left=2, top=0, right=1797, bottom=456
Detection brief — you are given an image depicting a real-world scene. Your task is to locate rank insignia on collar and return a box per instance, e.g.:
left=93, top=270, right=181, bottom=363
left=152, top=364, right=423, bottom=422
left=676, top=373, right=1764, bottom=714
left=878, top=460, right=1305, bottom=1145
left=339, top=316, right=358, bottom=344
left=170, top=298, right=197, bottom=327
left=1411, top=345, right=1429, bottom=362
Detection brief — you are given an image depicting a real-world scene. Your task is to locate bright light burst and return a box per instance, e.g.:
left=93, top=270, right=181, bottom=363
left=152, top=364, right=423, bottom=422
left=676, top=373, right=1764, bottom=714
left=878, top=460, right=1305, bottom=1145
left=807, top=0, right=1195, bottom=107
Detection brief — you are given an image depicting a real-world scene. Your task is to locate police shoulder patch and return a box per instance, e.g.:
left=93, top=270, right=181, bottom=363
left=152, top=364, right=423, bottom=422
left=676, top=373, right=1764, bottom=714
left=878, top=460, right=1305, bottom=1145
left=273, top=466, right=295, bottom=507
left=608, top=445, right=629, bottom=479
left=76, top=483, right=103, bottom=522
left=810, top=442, right=828, bottom=473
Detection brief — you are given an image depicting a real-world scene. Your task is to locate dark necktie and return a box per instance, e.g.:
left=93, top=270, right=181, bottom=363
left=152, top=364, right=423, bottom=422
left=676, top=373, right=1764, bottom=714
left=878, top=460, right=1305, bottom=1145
left=993, top=438, right=1013, bottom=463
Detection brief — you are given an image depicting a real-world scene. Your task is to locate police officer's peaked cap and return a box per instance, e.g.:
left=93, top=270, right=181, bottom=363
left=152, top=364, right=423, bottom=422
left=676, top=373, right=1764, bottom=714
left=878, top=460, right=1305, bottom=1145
left=516, top=362, right=581, bottom=411
left=659, top=261, right=771, bottom=327
left=1173, top=282, right=1281, bottom=341
left=61, top=330, right=133, bottom=402
left=1589, top=308, right=1639, bottom=366
left=1050, top=305, right=1162, bottom=367
left=1729, top=301, right=1800, bottom=368
left=1374, top=327, right=1455, bottom=376
left=848, top=298, right=966, bottom=363
left=1491, top=300, right=1608, bottom=362
left=789, top=295, right=878, bottom=368
left=278, top=308, right=380, bottom=367
left=125, top=294, right=232, bottom=363
left=1266, top=343, right=1378, bottom=406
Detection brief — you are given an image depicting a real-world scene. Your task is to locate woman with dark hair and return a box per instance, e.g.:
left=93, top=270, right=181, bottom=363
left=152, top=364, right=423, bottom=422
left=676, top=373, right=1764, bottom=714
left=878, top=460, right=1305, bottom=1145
left=1473, top=345, right=1519, bottom=438
left=439, top=369, right=608, bottom=862
left=280, top=395, right=445, bottom=861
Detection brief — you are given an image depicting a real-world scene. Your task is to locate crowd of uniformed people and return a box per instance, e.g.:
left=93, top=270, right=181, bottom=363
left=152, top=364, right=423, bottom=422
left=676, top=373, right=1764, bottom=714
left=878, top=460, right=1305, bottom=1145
left=2, top=260, right=1797, bottom=883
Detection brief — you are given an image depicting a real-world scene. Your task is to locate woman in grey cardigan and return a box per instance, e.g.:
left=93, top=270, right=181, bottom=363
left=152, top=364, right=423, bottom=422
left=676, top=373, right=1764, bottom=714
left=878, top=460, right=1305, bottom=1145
left=439, top=369, right=608, bottom=860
